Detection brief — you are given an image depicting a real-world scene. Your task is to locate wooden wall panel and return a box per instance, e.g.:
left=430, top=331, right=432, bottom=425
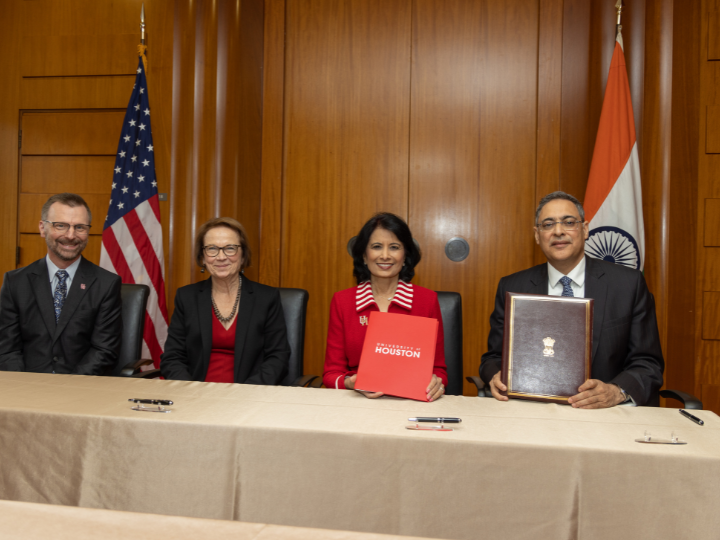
left=698, top=0, right=720, bottom=410
left=704, top=199, right=720, bottom=245
left=281, top=0, right=413, bottom=378
left=706, top=105, right=720, bottom=153
left=409, top=0, right=539, bottom=394
left=21, top=35, right=140, bottom=77
left=20, top=76, right=134, bottom=110
left=534, top=0, right=565, bottom=267
left=702, top=292, right=720, bottom=339
left=21, top=156, right=116, bottom=194
left=167, top=0, right=264, bottom=307
left=0, top=0, right=21, bottom=279
left=259, top=0, right=286, bottom=287
left=224, top=0, right=264, bottom=281
left=21, top=111, right=125, bottom=155
left=559, top=0, right=592, bottom=198
left=701, top=384, right=720, bottom=412
left=709, top=11, right=720, bottom=59
left=665, top=0, right=700, bottom=400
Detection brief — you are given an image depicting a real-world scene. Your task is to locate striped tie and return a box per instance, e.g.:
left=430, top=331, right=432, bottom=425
left=559, top=276, right=574, bottom=297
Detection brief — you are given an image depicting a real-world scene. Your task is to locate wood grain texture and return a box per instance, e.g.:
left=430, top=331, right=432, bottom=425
left=0, top=0, right=21, bottom=279
left=705, top=105, right=720, bottom=153
left=409, top=0, right=539, bottom=395
left=701, top=383, right=720, bottom=415
left=165, top=0, right=264, bottom=310
left=664, top=0, right=700, bottom=400
left=703, top=291, right=720, bottom=339
left=22, top=156, right=116, bottom=194
left=281, top=0, right=413, bottom=379
left=20, top=76, right=135, bottom=110
left=21, top=111, right=125, bottom=156
left=259, top=0, right=286, bottom=287
left=534, top=0, right=564, bottom=266
left=704, top=199, right=720, bottom=246
left=559, top=0, right=591, bottom=198
left=230, top=0, right=264, bottom=283
left=168, top=0, right=200, bottom=301
left=709, top=11, right=720, bottom=60
left=698, top=340, right=720, bottom=387
left=697, top=0, right=720, bottom=398
left=641, top=0, right=674, bottom=361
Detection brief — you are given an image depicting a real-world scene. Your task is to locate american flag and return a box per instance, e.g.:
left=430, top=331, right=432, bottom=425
left=100, top=56, right=169, bottom=367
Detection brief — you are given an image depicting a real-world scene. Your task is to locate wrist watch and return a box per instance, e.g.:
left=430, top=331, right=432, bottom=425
left=615, top=385, right=629, bottom=403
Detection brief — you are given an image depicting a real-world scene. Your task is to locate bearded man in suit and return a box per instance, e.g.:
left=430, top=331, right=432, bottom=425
left=479, top=191, right=664, bottom=407
left=0, top=193, right=122, bottom=375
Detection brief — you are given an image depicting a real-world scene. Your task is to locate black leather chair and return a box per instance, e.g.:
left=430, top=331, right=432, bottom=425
left=114, top=283, right=154, bottom=377
left=279, top=288, right=319, bottom=387
left=436, top=291, right=463, bottom=396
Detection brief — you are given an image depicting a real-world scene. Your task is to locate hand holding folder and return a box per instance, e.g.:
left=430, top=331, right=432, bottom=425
left=354, top=311, right=439, bottom=402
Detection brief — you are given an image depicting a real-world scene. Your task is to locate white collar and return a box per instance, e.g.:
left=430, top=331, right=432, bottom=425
left=547, top=256, right=586, bottom=288
left=355, top=280, right=413, bottom=312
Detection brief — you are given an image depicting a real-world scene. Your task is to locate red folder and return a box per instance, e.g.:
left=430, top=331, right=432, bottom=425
left=354, top=311, right=438, bottom=401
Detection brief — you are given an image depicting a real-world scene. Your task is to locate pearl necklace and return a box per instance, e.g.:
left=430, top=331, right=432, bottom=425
left=212, top=277, right=242, bottom=323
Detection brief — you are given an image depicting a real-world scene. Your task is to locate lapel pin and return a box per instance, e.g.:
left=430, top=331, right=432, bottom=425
left=359, top=316, right=368, bottom=326
left=81, top=284, right=86, bottom=289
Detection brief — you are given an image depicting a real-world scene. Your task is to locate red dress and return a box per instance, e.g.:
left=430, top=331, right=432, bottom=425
left=205, top=310, right=237, bottom=383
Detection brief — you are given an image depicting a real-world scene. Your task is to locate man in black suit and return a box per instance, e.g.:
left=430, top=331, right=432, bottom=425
left=480, top=191, right=664, bottom=407
left=0, top=193, right=122, bottom=375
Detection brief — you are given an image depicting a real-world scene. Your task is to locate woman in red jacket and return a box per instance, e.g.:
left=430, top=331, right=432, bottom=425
left=322, top=212, right=447, bottom=400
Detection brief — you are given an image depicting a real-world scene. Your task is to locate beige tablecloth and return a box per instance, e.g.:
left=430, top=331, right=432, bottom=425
left=0, top=500, right=432, bottom=540
left=0, top=372, right=719, bottom=540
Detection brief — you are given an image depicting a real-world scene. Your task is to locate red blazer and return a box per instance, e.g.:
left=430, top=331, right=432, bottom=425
left=323, top=281, right=448, bottom=389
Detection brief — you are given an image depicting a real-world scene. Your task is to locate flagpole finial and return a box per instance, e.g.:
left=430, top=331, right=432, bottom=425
left=141, top=3, right=146, bottom=45
left=615, top=0, right=624, bottom=39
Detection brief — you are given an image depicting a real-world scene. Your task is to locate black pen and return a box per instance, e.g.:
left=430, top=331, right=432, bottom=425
left=408, top=417, right=461, bottom=423
left=679, top=409, right=704, bottom=426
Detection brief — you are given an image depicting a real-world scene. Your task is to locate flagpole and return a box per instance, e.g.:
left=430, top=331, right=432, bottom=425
left=141, top=3, right=146, bottom=45
left=139, top=4, right=148, bottom=71
left=615, top=0, right=624, bottom=39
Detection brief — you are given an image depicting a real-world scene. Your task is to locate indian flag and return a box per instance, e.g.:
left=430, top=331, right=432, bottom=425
left=584, top=31, right=645, bottom=271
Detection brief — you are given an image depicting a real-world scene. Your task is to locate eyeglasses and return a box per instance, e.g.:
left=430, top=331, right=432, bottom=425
left=537, top=219, right=583, bottom=232
left=43, top=221, right=91, bottom=235
left=203, top=244, right=241, bottom=257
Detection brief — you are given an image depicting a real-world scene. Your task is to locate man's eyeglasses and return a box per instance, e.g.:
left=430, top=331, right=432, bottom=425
left=537, top=219, right=583, bottom=232
left=43, top=221, right=91, bottom=235
left=203, top=244, right=240, bottom=257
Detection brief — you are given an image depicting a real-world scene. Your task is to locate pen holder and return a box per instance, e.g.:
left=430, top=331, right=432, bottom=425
left=406, top=423, right=453, bottom=431
left=634, top=430, right=686, bottom=445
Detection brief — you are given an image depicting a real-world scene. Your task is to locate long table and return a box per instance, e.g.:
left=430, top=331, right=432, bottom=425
left=0, top=500, right=431, bottom=540
left=0, top=372, right=719, bottom=540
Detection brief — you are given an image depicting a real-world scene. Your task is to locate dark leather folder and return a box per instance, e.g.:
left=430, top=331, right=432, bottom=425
left=501, top=292, right=592, bottom=404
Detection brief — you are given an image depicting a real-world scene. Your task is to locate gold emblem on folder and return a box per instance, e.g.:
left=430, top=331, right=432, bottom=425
left=542, top=337, right=556, bottom=357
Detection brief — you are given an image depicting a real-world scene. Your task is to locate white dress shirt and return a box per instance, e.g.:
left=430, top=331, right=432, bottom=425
left=547, top=256, right=586, bottom=297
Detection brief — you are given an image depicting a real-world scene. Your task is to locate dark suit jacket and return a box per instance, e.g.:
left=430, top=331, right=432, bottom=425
left=160, top=276, right=290, bottom=385
left=479, top=257, right=664, bottom=406
left=0, top=256, right=123, bottom=375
